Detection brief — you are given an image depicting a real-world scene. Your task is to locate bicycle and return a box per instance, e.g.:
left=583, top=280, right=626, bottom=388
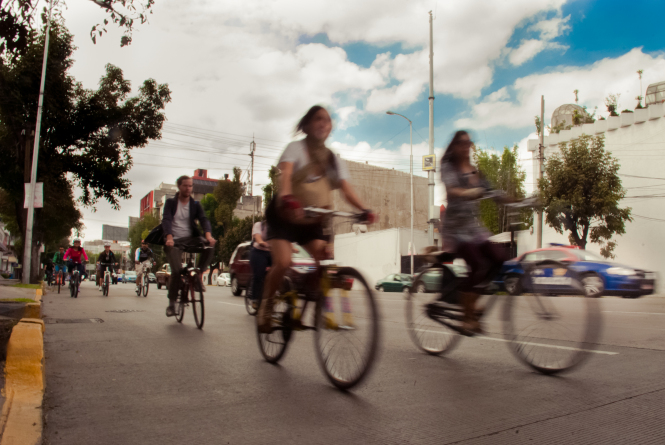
left=136, top=261, right=152, bottom=297
left=68, top=264, right=82, bottom=298
left=55, top=269, right=64, bottom=294
left=100, top=263, right=116, bottom=297
left=256, top=207, right=380, bottom=390
left=406, top=197, right=603, bottom=375
left=172, top=240, right=211, bottom=329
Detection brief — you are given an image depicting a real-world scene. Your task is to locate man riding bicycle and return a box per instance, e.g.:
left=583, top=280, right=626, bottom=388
left=161, top=175, right=216, bottom=317
left=98, top=242, right=118, bottom=291
left=53, top=246, right=67, bottom=282
left=64, top=239, right=88, bottom=291
left=134, top=240, right=154, bottom=291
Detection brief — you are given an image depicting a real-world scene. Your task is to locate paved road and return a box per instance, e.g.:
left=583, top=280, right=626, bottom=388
left=41, top=281, right=665, bottom=444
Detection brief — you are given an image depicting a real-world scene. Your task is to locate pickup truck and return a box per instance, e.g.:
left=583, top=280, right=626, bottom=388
left=155, top=263, right=172, bottom=289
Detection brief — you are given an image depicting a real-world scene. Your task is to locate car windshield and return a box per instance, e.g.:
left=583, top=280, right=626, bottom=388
left=399, top=274, right=413, bottom=281
left=125, top=271, right=137, bottom=277
left=572, top=250, right=605, bottom=262
left=292, top=244, right=312, bottom=259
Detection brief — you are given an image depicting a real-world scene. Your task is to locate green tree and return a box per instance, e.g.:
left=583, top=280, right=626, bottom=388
left=262, top=165, right=279, bottom=209
left=0, top=20, right=170, bottom=282
left=538, top=135, right=631, bottom=258
left=474, top=145, right=531, bottom=235
left=218, top=216, right=254, bottom=265
left=213, top=167, right=243, bottom=235
left=1, top=0, right=157, bottom=58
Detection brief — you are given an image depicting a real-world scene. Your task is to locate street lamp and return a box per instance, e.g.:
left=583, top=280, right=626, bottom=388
left=386, top=111, right=414, bottom=276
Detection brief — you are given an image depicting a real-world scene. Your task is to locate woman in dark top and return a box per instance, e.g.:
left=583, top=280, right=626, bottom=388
left=440, top=130, right=509, bottom=333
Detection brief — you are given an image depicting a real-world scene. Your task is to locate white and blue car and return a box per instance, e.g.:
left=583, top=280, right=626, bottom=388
left=498, top=245, right=656, bottom=299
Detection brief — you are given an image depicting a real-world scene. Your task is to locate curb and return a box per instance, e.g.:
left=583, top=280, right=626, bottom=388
left=0, top=303, right=44, bottom=445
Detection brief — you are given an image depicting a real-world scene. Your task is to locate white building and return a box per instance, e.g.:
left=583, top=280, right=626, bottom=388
left=522, top=102, right=665, bottom=288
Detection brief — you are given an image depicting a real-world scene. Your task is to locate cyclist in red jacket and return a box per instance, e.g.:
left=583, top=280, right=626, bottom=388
left=64, top=238, right=88, bottom=282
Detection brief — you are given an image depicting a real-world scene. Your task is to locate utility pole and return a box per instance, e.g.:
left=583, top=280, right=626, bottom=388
left=537, top=95, right=544, bottom=249
left=427, top=10, right=435, bottom=246
left=23, top=1, right=53, bottom=284
left=249, top=136, right=255, bottom=197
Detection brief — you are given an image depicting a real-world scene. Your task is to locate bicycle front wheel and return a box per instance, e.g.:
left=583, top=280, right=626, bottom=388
left=406, top=266, right=462, bottom=356
left=314, top=267, right=380, bottom=390
left=143, top=280, right=149, bottom=298
left=104, top=274, right=110, bottom=297
left=191, top=285, right=204, bottom=329
left=503, top=260, right=602, bottom=375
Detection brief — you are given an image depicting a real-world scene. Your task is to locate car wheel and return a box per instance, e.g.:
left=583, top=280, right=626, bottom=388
left=504, top=274, right=522, bottom=296
left=582, top=274, right=604, bottom=297
left=416, top=284, right=427, bottom=294
left=231, top=276, right=242, bottom=296
left=377, top=286, right=384, bottom=292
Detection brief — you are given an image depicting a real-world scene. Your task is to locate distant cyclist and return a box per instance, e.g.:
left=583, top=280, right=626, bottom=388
left=249, top=219, right=271, bottom=311
left=98, top=242, right=118, bottom=291
left=162, top=175, right=216, bottom=317
left=44, top=260, right=54, bottom=286
left=134, top=240, right=154, bottom=291
left=257, top=105, right=375, bottom=333
left=53, top=246, right=67, bottom=281
left=64, top=239, right=88, bottom=292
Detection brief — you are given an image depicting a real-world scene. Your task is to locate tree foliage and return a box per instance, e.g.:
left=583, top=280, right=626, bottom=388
left=538, top=135, right=631, bottom=258
left=0, top=20, right=170, bottom=282
left=262, top=165, right=279, bottom=209
left=0, top=0, right=157, bottom=59
left=218, top=216, right=253, bottom=265
left=213, top=167, right=243, bottom=235
left=474, top=145, right=531, bottom=235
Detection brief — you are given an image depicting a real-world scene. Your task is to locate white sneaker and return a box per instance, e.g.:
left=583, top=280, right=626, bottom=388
left=98, top=286, right=102, bottom=291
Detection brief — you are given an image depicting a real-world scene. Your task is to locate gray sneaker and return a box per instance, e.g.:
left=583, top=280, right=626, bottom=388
left=166, top=306, right=176, bottom=317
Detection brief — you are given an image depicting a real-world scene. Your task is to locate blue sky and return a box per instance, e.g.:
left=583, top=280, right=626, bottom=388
left=60, top=0, right=665, bottom=239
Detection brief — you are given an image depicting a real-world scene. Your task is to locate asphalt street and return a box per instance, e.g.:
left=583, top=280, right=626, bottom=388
left=41, top=280, right=665, bottom=444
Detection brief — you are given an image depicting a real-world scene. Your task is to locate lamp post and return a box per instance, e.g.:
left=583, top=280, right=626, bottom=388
left=386, top=111, right=414, bottom=276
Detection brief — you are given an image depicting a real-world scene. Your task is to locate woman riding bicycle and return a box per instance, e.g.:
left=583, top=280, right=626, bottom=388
left=257, top=105, right=375, bottom=333
left=440, top=130, right=512, bottom=334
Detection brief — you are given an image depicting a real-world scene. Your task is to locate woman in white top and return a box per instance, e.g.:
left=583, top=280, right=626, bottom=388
left=258, top=105, right=375, bottom=332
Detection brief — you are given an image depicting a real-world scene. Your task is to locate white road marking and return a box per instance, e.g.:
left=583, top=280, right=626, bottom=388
left=603, top=311, right=665, bottom=315
left=216, top=301, right=245, bottom=307
left=419, top=329, right=618, bottom=355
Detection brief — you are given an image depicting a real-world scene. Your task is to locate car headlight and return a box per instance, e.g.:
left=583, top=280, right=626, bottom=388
left=607, top=267, right=636, bottom=276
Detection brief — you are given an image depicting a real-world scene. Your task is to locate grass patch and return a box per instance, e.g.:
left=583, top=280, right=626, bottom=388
left=10, top=283, right=40, bottom=289
left=0, top=298, right=34, bottom=303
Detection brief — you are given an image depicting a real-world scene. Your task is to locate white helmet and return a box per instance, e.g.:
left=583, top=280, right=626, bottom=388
left=104, top=241, right=112, bottom=247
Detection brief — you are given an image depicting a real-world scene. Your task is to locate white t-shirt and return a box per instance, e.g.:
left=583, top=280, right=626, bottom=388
left=278, top=139, right=350, bottom=189
left=171, top=200, right=191, bottom=240
left=252, top=221, right=269, bottom=251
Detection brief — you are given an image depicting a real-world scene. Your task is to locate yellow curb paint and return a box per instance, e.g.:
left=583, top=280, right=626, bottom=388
left=23, top=304, right=41, bottom=320
left=0, top=319, right=45, bottom=445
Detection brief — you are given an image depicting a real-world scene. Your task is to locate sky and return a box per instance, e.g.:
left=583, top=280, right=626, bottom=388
left=55, top=0, right=665, bottom=241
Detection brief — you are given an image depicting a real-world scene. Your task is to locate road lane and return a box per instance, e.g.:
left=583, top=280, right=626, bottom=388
left=42, top=283, right=665, bottom=444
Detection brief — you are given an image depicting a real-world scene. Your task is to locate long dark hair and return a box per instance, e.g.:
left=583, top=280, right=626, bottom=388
left=442, top=130, right=470, bottom=166
left=294, top=105, right=328, bottom=136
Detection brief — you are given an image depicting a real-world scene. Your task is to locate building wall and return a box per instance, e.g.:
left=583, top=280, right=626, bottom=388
left=525, top=104, right=665, bottom=289
left=331, top=159, right=428, bottom=241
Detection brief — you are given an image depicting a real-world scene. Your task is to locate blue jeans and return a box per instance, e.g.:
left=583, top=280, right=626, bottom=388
left=250, top=247, right=271, bottom=302
left=54, top=264, right=66, bottom=274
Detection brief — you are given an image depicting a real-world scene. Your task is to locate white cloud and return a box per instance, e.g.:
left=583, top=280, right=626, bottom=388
left=456, top=48, right=665, bottom=130
left=508, top=14, right=570, bottom=66
left=530, top=14, right=571, bottom=41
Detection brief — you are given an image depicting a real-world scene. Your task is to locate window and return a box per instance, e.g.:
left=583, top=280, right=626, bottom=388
left=240, top=247, right=250, bottom=261
left=540, top=250, right=570, bottom=261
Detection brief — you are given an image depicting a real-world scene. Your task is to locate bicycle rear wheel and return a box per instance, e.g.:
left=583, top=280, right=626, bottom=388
left=406, top=265, right=462, bottom=356
left=257, top=292, right=293, bottom=364
left=191, top=284, right=204, bottom=329
left=503, top=260, right=602, bottom=375
left=314, top=267, right=379, bottom=390
left=57, top=272, right=61, bottom=294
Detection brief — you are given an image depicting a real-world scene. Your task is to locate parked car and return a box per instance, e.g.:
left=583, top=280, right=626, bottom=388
left=216, top=272, right=231, bottom=287
left=497, top=245, right=656, bottom=298
left=148, top=273, right=157, bottom=283
left=228, top=242, right=318, bottom=296
left=123, top=271, right=137, bottom=283
left=375, top=274, right=412, bottom=292
left=413, top=264, right=468, bottom=293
